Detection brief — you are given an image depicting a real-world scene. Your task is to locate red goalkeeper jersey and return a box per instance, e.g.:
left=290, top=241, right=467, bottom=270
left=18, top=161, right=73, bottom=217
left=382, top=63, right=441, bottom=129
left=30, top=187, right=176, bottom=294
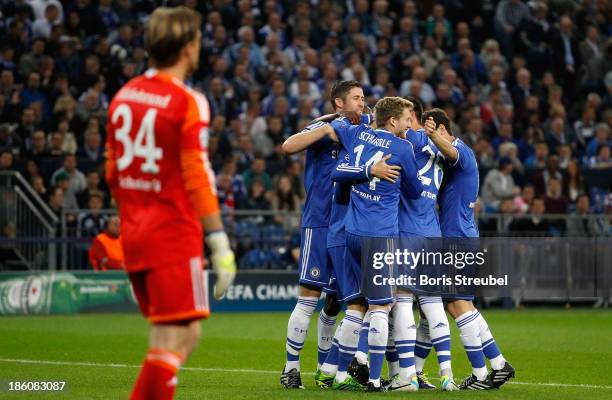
left=106, top=69, right=219, bottom=271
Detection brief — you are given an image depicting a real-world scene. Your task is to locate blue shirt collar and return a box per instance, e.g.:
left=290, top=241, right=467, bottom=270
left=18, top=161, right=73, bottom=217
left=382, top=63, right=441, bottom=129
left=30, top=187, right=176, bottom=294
left=375, top=128, right=394, bottom=135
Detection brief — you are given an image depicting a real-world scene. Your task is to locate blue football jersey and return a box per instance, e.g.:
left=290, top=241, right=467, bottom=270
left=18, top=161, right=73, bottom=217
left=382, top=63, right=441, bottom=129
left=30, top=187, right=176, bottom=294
left=301, top=114, right=372, bottom=229
left=301, top=121, right=339, bottom=228
left=335, top=126, right=423, bottom=237
left=326, top=115, right=372, bottom=247
left=438, top=138, right=480, bottom=237
left=327, top=149, right=352, bottom=248
left=400, top=128, right=444, bottom=237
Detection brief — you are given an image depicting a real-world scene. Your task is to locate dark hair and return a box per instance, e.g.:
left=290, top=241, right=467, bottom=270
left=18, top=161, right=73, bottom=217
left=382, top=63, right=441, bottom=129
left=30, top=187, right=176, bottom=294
left=577, top=193, right=590, bottom=202
left=89, top=190, right=104, bottom=201
left=275, top=175, right=297, bottom=211
left=404, top=96, right=423, bottom=122
left=330, top=80, right=362, bottom=111
left=422, top=108, right=451, bottom=134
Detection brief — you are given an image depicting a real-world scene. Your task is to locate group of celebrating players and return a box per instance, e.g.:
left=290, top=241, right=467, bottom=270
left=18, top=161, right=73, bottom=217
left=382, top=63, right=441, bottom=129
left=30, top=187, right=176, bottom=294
left=280, top=80, right=515, bottom=392
left=106, top=5, right=516, bottom=398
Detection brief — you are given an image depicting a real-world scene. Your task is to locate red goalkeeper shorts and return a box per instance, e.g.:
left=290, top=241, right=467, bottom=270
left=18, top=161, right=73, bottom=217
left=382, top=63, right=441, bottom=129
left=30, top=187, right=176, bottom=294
left=129, top=257, right=210, bottom=324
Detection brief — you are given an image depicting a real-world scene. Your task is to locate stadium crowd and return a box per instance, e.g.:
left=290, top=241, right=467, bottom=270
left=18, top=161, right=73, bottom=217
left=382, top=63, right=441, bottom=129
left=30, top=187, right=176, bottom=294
left=0, top=0, right=611, bottom=267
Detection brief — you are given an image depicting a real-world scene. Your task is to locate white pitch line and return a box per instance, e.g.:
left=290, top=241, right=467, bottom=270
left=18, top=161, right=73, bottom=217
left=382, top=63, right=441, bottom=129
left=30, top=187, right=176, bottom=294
left=1, top=358, right=611, bottom=390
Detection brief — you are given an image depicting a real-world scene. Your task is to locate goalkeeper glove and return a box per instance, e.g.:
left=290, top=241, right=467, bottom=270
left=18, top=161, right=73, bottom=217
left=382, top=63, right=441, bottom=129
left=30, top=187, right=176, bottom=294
left=206, top=231, right=237, bottom=299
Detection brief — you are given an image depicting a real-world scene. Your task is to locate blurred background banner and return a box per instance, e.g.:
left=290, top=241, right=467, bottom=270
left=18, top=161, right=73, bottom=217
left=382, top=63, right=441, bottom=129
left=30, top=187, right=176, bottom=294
left=0, top=270, right=305, bottom=315
left=0, top=271, right=137, bottom=315
left=3, top=232, right=611, bottom=315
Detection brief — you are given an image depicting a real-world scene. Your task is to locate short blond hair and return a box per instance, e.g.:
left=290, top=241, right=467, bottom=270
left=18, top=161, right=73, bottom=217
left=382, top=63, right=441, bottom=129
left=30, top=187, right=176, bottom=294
left=145, top=7, right=201, bottom=68
left=374, top=97, right=413, bottom=127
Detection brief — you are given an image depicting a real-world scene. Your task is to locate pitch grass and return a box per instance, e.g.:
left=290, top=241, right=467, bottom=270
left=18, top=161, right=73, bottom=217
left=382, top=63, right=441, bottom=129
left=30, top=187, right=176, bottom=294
left=0, top=310, right=611, bottom=399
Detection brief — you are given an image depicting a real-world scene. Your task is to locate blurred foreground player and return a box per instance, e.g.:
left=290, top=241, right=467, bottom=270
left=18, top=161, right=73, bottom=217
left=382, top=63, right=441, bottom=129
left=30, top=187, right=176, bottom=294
left=105, top=7, right=236, bottom=400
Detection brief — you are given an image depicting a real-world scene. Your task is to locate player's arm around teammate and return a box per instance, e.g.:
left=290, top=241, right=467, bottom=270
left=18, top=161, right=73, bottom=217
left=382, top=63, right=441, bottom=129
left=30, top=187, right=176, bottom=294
left=423, top=115, right=474, bottom=318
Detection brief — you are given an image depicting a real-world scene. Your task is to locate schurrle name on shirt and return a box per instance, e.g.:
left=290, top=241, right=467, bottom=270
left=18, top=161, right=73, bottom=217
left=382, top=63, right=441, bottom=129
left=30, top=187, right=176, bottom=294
left=358, top=131, right=392, bottom=149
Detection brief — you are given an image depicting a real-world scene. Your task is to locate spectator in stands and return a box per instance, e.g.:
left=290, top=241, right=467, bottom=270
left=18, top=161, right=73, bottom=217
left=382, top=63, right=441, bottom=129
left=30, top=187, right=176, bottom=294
left=567, top=194, right=598, bottom=236
left=54, top=171, right=79, bottom=210
left=498, top=141, right=524, bottom=175
left=242, top=156, right=272, bottom=191
left=458, top=116, right=482, bottom=148
left=400, top=66, right=435, bottom=105
left=498, top=196, right=516, bottom=232
left=481, top=157, right=519, bottom=210
left=264, top=115, right=288, bottom=161
left=545, top=116, right=572, bottom=154
left=0, top=149, right=13, bottom=173
left=481, top=65, right=512, bottom=106
left=23, top=129, right=48, bottom=159
left=89, top=215, right=124, bottom=271
left=510, top=68, right=536, bottom=121
left=47, top=186, right=63, bottom=219
left=495, top=0, right=530, bottom=57
left=31, top=176, right=48, bottom=203
left=534, top=155, right=563, bottom=196
left=18, top=37, right=46, bottom=79
left=286, top=159, right=305, bottom=199
left=97, top=0, right=120, bottom=33
left=0, top=70, right=16, bottom=98
left=77, top=170, right=105, bottom=208
left=52, top=119, right=77, bottom=155
left=588, top=144, right=611, bottom=168
left=474, top=137, right=496, bottom=169
left=15, top=108, right=37, bottom=142
left=48, top=132, right=65, bottom=157
left=586, top=123, right=610, bottom=158
left=24, top=159, right=41, bottom=182
left=551, top=15, right=580, bottom=98
left=0, top=123, right=21, bottom=154
left=51, top=154, right=86, bottom=194
left=514, top=184, right=535, bottom=214
left=525, top=141, right=549, bottom=169
left=216, top=171, right=236, bottom=221
left=544, top=177, right=569, bottom=214
left=492, top=121, right=516, bottom=154
left=565, top=160, right=586, bottom=203
left=78, top=190, right=107, bottom=238
left=574, top=105, right=597, bottom=150
left=77, top=125, right=103, bottom=162
left=271, top=175, right=301, bottom=230
left=77, top=54, right=102, bottom=95
left=75, top=88, right=107, bottom=126
left=32, top=3, right=61, bottom=39
left=480, top=38, right=508, bottom=71
left=509, top=197, right=550, bottom=235
left=236, top=177, right=271, bottom=224
left=230, top=26, right=265, bottom=69
left=235, top=133, right=255, bottom=173
left=557, top=144, right=572, bottom=170
left=21, top=71, right=50, bottom=118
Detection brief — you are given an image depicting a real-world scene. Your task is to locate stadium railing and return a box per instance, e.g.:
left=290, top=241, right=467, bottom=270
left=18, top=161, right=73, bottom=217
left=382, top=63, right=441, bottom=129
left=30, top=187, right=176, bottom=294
left=0, top=198, right=611, bottom=305
left=0, top=171, right=58, bottom=270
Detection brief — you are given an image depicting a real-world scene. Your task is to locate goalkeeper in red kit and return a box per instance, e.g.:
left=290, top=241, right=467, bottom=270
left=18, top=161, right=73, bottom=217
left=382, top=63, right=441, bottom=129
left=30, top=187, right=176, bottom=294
left=105, top=7, right=236, bottom=399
